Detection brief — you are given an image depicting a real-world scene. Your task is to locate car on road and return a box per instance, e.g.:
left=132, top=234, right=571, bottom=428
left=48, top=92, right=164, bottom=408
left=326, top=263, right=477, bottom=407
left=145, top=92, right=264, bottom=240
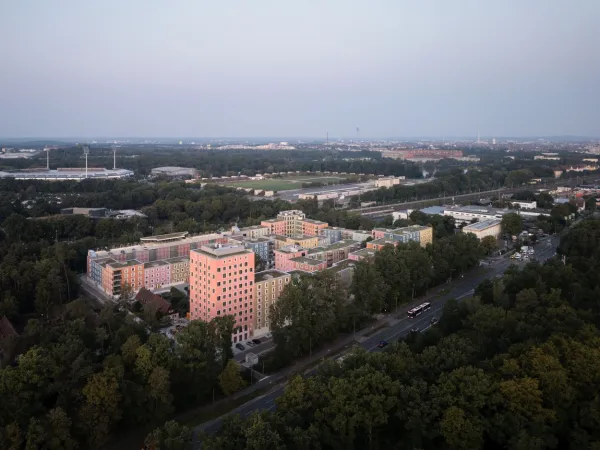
left=410, top=327, right=420, bottom=333
left=430, top=317, right=439, bottom=325
left=252, top=338, right=261, bottom=345
left=235, top=343, right=245, bottom=351
left=377, top=340, right=388, bottom=348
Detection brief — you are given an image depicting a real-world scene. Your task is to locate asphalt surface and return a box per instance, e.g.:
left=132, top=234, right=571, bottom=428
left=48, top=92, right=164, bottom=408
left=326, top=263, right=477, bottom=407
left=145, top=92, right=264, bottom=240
left=195, top=234, right=560, bottom=440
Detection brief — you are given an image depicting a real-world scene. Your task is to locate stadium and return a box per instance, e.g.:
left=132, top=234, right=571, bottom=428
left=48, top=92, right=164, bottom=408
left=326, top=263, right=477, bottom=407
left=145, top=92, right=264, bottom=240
left=0, top=167, right=134, bottom=180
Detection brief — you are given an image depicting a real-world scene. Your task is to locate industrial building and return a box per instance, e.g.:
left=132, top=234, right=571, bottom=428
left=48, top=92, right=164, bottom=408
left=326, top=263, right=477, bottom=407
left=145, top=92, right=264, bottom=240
left=443, top=205, right=506, bottom=223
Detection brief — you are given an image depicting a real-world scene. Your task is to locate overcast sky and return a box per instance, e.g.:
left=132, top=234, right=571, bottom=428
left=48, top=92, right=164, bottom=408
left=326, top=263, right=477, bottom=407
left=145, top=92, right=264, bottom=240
left=1, top=0, right=598, bottom=138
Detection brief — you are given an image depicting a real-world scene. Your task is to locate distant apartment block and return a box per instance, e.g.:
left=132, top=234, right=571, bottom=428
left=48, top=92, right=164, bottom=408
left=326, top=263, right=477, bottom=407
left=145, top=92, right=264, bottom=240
left=307, top=239, right=360, bottom=267
left=348, top=248, right=376, bottom=261
left=274, top=245, right=308, bottom=272
left=261, top=210, right=327, bottom=237
left=254, top=270, right=291, bottom=336
left=87, top=231, right=227, bottom=297
left=351, top=230, right=372, bottom=242
left=144, top=260, right=171, bottom=290
left=189, top=244, right=255, bottom=343
left=228, top=235, right=274, bottom=268
left=289, top=257, right=328, bottom=273
left=236, top=225, right=271, bottom=239
left=273, top=234, right=320, bottom=250
left=371, top=225, right=433, bottom=247
left=367, top=238, right=399, bottom=251
left=321, top=227, right=344, bottom=245
left=167, top=257, right=190, bottom=284
left=461, top=219, right=502, bottom=240
left=260, top=218, right=287, bottom=235
left=101, top=259, right=144, bottom=297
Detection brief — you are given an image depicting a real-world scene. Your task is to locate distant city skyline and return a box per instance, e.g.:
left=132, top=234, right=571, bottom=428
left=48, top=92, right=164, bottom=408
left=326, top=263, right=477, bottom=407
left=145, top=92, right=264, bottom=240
left=1, top=0, right=598, bottom=138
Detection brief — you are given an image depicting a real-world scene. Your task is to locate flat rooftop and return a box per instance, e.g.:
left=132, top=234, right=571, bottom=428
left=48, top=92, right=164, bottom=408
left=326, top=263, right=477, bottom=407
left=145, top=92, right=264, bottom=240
left=239, top=225, right=270, bottom=231
left=393, top=225, right=430, bottom=233
left=463, top=219, right=502, bottom=231
left=287, top=234, right=317, bottom=241
left=444, top=205, right=506, bottom=215
left=229, top=235, right=272, bottom=244
left=140, top=232, right=189, bottom=242
left=107, top=259, right=143, bottom=269
left=303, top=218, right=327, bottom=225
left=255, top=270, right=289, bottom=282
left=277, top=245, right=304, bottom=253
left=291, top=256, right=325, bottom=266
left=144, top=260, right=170, bottom=268
left=277, top=210, right=304, bottom=216
left=89, top=232, right=224, bottom=259
left=193, top=244, right=251, bottom=258
left=370, top=238, right=397, bottom=246
left=349, top=248, right=376, bottom=258
left=165, top=256, right=189, bottom=264
left=308, top=239, right=358, bottom=253
left=326, top=259, right=357, bottom=274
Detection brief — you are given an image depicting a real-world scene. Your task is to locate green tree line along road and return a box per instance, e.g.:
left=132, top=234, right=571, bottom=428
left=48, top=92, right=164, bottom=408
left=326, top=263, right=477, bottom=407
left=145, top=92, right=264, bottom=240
left=0, top=147, right=599, bottom=449
left=191, top=220, right=600, bottom=450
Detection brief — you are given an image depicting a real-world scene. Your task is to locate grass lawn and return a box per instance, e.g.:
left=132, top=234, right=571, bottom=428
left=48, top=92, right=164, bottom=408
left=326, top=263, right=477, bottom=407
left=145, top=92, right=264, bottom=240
left=226, top=179, right=300, bottom=191
left=226, top=176, right=347, bottom=191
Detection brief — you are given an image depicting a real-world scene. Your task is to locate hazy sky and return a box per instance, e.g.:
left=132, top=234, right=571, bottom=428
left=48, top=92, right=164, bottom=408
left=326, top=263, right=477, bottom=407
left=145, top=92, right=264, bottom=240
left=1, top=0, right=598, bottom=138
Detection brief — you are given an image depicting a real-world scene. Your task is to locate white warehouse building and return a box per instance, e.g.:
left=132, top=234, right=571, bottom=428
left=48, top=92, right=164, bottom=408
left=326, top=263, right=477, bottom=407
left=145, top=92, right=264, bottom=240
left=443, top=205, right=505, bottom=223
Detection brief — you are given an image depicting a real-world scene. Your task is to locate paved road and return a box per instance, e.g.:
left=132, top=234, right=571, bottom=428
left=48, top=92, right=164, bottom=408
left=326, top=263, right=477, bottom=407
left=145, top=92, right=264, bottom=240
left=195, top=235, right=559, bottom=440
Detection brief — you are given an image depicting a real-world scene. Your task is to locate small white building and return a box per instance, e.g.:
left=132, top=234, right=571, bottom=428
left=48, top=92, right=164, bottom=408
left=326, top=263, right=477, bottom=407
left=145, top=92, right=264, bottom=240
left=392, top=209, right=413, bottom=221
left=510, top=200, right=537, bottom=210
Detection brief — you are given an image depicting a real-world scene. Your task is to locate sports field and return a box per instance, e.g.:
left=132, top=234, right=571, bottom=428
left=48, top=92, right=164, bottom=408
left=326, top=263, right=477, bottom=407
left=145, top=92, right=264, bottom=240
left=226, top=175, right=346, bottom=191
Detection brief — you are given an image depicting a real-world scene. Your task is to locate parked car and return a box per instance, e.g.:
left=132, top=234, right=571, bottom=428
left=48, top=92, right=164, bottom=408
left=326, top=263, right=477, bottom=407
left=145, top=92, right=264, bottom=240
left=235, top=343, right=245, bottom=351
left=246, top=341, right=255, bottom=347
left=377, top=340, right=388, bottom=348
left=252, top=338, right=261, bottom=345
left=265, top=332, right=272, bottom=339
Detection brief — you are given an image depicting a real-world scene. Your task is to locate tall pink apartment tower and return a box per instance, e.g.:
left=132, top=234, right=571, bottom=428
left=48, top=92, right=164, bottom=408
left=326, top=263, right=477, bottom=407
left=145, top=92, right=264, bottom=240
left=189, top=244, right=255, bottom=344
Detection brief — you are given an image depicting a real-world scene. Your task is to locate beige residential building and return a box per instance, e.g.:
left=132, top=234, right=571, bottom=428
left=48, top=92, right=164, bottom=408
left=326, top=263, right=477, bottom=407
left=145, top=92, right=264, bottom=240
left=375, top=176, right=404, bottom=188
left=462, top=219, right=502, bottom=240
left=254, top=270, right=291, bottom=336
left=166, top=257, right=190, bottom=284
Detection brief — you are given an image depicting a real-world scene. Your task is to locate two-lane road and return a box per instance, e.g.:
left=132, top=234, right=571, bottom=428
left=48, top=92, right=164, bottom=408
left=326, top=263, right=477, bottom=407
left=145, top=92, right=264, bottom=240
left=195, top=235, right=560, bottom=439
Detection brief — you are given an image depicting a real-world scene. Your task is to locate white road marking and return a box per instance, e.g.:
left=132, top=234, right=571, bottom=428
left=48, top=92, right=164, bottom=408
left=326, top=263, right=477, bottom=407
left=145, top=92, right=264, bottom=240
left=457, top=289, right=474, bottom=299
